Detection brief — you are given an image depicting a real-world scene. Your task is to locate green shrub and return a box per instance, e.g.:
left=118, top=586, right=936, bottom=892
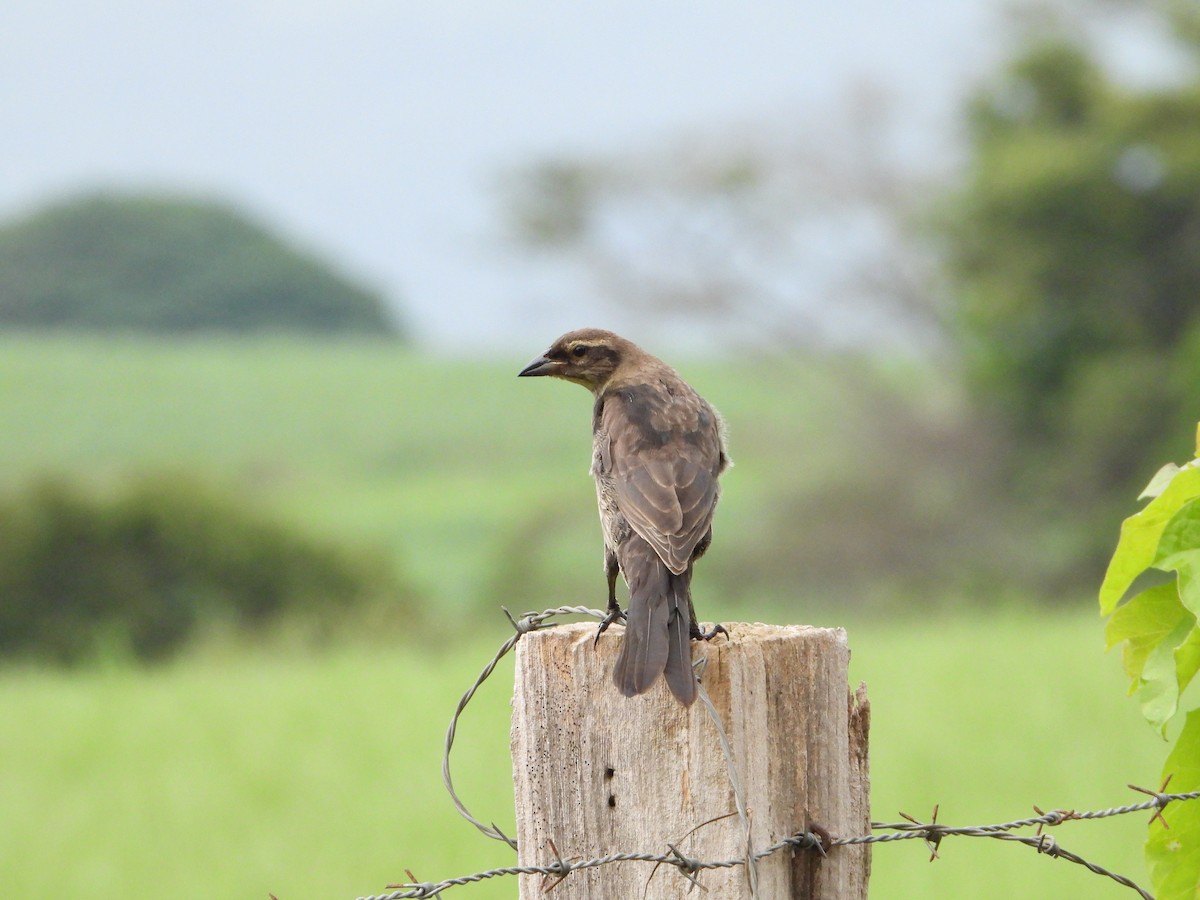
left=0, top=476, right=410, bottom=664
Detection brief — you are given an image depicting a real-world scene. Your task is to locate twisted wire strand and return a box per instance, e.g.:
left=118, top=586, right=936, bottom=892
left=695, top=677, right=760, bottom=896
left=440, top=605, right=606, bottom=849
left=359, top=790, right=1199, bottom=900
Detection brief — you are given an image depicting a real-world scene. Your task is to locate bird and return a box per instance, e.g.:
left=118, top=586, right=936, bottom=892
left=518, top=328, right=730, bottom=705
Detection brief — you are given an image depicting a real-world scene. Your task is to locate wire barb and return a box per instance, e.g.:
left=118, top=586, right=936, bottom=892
left=1129, top=775, right=1175, bottom=829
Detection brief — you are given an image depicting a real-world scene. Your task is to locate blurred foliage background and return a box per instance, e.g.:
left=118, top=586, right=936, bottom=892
left=0, top=1, right=1198, bottom=662
left=2, top=3, right=1200, bottom=898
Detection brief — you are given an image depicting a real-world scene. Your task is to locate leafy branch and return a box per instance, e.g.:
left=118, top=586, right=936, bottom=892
left=1101, top=423, right=1200, bottom=899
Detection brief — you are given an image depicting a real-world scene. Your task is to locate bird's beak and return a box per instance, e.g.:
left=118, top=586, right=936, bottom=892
left=518, top=354, right=557, bottom=377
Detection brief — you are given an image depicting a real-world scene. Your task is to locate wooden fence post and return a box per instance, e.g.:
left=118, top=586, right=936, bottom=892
left=511, top=622, right=871, bottom=898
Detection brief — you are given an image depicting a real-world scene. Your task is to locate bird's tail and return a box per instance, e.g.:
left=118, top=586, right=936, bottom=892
left=612, top=538, right=696, bottom=705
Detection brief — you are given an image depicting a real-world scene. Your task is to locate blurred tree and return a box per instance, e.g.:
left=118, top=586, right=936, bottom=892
left=939, top=11, right=1200, bottom=489
left=0, top=191, right=403, bottom=336
left=496, top=1, right=1200, bottom=603
left=499, top=84, right=945, bottom=352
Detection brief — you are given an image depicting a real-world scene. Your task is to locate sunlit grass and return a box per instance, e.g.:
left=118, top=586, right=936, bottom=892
left=0, top=638, right=518, bottom=899
left=847, top=607, right=1162, bottom=899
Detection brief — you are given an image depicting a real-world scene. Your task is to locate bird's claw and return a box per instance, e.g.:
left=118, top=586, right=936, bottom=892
left=594, top=607, right=627, bottom=648
left=691, top=622, right=728, bottom=642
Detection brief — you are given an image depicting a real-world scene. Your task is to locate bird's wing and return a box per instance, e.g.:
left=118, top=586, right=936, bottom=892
left=599, top=384, right=722, bottom=574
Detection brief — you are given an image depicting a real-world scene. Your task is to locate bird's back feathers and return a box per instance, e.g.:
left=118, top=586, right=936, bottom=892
left=594, top=381, right=725, bottom=575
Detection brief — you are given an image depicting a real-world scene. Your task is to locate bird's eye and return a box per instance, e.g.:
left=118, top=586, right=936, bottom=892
left=571, top=345, right=588, bottom=358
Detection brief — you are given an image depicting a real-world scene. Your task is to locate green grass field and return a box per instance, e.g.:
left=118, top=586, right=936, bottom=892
left=0, top=612, right=1163, bottom=899
left=0, top=336, right=1168, bottom=897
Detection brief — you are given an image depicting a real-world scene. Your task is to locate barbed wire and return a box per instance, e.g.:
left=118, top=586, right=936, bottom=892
left=354, top=605, right=1198, bottom=900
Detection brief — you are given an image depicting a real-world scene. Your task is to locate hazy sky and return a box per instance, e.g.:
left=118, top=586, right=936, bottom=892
left=2, top=1, right=1008, bottom=346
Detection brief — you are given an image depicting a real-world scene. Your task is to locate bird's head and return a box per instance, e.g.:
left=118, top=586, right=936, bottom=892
left=517, top=328, right=630, bottom=391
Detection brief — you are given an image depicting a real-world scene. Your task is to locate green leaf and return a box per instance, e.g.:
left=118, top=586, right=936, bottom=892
left=1156, top=499, right=1200, bottom=617
left=1147, top=710, right=1200, bottom=900
left=1106, top=583, right=1191, bottom=677
left=1140, top=617, right=1198, bottom=733
left=1105, top=584, right=1200, bottom=732
left=1142, top=463, right=1183, bottom=500
left=1101, top=467, right=1200, bottom=615
left=1172, top=626, right=1200, bottom=714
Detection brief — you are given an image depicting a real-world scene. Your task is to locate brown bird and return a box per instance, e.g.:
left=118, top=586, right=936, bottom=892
left=518, top=328, right=730, bottom=705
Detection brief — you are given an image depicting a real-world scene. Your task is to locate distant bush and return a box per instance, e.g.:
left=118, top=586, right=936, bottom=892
left=0, top=476, right=412, bottom=664
left=0, top=191, right=404, bottom=336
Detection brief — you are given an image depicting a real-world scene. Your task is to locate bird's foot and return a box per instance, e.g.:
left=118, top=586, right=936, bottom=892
left=691, top=622, right=728, bottom=642
left=593, top=606, right=627, bottom=648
